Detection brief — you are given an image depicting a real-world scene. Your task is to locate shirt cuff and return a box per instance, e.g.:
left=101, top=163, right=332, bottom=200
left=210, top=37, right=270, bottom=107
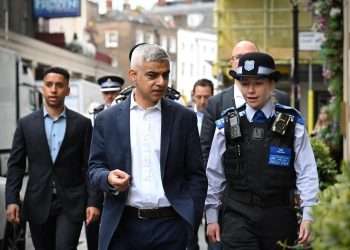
left=206, top=208, right=218, bottom=224
left=106, top=174, right=119, bottom=196
left=302, top=206, right=313, bottom=221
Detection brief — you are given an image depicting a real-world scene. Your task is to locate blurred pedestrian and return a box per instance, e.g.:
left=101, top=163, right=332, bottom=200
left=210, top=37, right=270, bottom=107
left=88, top=44, right=207, bottom=250
left=5, top=67, right=102, bottom=250
left=311, top=106, right=331, bottom=138
left=205, top=52, right=319, bottom=250
left=187, top=78, right=214, bottom=250
left=192, top=78, right=214, bottom=134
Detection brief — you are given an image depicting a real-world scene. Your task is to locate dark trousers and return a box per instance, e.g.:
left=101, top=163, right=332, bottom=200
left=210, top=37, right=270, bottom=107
left=86, top=219, right=100, bottom=250
left=109, top=211, right=189, bottom=250
left=187, top=221, right=200, bottom=250
left=29, top=196, right=83, bottom=250
left=221, top=199, right=297, bottom=250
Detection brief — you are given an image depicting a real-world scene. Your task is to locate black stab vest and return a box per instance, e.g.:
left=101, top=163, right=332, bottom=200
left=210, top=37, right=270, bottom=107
left=223, top=112, right=296, bottom=200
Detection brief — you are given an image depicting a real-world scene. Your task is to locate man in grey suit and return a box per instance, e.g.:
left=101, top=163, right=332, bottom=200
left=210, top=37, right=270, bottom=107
left=6, top=67, right=102, bottom=250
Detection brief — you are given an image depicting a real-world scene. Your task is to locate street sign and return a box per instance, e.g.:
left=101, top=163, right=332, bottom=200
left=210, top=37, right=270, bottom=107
left=299, top=32, right=325, bottom=51
left=33, top=0, right=81, bottom=18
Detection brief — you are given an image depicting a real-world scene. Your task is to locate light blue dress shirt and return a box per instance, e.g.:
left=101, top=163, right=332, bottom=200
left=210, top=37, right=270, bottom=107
left=205, top=100, right=319, bottom=223
left=43, top=107, right=67, bottom=163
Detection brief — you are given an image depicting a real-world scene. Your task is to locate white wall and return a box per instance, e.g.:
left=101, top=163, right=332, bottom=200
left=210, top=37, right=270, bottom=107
left=176, top=29, right=217, bottom=104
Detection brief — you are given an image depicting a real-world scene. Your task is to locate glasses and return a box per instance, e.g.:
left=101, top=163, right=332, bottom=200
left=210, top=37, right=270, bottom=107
left=231, top=54, right=243, bottom=61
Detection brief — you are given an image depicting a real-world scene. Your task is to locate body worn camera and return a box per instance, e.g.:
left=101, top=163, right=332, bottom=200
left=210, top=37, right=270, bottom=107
left=225, top=110, right=242, bottom=140
left=272, top=112, right=293, bottom=135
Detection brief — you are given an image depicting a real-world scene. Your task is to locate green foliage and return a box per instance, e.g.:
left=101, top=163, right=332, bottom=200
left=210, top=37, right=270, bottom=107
left=312, top=162, right=350, bottom=250
left=308, top=0, right=343, bottom=158
left=310, top=138, right=338, bottom=190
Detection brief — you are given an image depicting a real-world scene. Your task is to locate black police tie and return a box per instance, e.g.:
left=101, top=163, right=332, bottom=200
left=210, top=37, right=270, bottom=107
left=253, top=110, right=267, bottom=123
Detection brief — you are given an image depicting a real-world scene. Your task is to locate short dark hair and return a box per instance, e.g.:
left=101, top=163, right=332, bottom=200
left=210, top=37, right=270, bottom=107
left=192, top=78, right=214, bottom=95
left=43, top=67, right=70, bottom=82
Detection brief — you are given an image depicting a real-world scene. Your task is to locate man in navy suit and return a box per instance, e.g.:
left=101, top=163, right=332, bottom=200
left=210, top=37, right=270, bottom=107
left=89, top=44, right=208, bottom=250
left=6, top=67, right=102, bottom=250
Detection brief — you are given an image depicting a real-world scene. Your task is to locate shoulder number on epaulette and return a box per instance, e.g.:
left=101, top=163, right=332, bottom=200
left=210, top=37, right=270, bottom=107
left=215, top=117, right=225, bottom=129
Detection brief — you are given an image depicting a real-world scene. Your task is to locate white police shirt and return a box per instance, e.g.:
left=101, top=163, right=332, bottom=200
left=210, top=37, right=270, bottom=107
left=205, top=100, right=319, bottom=223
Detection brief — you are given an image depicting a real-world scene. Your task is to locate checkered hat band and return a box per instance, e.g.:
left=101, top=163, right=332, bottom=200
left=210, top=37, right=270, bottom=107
left=236, top=66, right=275, bottom=75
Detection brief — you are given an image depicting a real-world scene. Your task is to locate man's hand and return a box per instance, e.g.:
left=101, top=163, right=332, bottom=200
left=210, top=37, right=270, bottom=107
left=298, top=220, right=312, bottom=246
left=207, top=223, right=221, bottom=243
left=108, top=169, right=130, bottom=192
left=86, top=207, right=101, bottom=225
left=6, top=204, right=20, bottom=224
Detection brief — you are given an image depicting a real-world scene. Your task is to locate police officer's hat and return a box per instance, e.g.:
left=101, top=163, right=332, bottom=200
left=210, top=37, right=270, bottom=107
left=97, top=75, right=124, bottom=92
left=229, top=52, right=280, bottom=82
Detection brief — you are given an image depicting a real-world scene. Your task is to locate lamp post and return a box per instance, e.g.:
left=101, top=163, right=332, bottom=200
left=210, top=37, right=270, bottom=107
left=290, top=0, right=299, bottom=109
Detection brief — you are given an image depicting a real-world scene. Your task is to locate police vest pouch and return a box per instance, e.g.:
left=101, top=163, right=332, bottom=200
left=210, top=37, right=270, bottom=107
left=252, top=127, right=264, bottom=140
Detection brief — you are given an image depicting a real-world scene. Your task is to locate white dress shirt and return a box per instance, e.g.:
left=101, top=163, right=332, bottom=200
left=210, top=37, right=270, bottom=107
left=194, top=105, right=204, bottom=134
left=126, top=94, right=171, bottom=209
left=233, top=83, right=245, bottom=108
left=205, top=100, right=319, bottom=223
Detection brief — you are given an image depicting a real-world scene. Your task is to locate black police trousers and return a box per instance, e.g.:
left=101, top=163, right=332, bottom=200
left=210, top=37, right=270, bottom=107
left=221, top=198, right=297, bottom=250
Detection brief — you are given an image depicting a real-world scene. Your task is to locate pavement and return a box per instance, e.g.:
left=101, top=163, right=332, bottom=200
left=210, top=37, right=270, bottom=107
left=26, top=223, right=209, bottom=250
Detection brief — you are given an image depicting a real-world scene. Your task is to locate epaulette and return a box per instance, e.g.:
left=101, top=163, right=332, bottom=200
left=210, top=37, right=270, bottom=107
left=275, top=103, right=304, bottom=125
left=93, top=104, right=104, bottom=114
left=220, top=103, right=246, bottom=117
left=215, top=117, right=225, bottom=129
left=216, top=104, right=246, bottom=129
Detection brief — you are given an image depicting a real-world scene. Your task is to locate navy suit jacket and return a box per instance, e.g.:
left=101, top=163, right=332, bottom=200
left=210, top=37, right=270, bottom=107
left=6, top=108, right=102, bottom=224
left=88, top=96, right=208, bottom=250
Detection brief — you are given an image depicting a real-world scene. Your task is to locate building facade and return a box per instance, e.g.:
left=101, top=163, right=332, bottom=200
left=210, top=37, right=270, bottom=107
left=177, top=29, right=217, bottom=102
left=92, top=8, right=177, bottom=86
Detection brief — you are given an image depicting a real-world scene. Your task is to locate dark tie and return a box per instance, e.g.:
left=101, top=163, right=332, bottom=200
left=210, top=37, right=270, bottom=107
left=253, top=110, right=267, bottom=123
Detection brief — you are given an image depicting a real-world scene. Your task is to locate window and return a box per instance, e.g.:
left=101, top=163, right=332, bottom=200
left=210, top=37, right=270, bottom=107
left=170, top=61, right=176, bottom=82
left=145, top=32, right=155, bottom=44
left=169, top=37, right=176, bottom=53
left=161, top=35, right=168, bottom=51
left=112, top=57, right=118, bottom=67
left=181, top=62, right=185, bottom=76
left=105, top=31, right=119, bottom=48
left=190, top=63, right=194, bottom=76
left=136, top=30, right=144, bottom=44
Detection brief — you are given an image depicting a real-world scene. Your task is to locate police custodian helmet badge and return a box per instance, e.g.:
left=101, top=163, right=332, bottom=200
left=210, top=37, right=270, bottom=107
left=244, top=60, right=255, bottom=71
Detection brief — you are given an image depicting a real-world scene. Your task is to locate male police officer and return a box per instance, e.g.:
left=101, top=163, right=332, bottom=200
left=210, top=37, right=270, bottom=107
left=205, top=52, right=319, bottom=250
left=87, top=75, right=124, bottom=250
left=93, top=75, right=124, bottom=116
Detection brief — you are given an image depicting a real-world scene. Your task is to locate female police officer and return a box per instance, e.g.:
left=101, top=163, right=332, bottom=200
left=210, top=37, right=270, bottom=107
left=205, top=52, right=319, bottom=250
